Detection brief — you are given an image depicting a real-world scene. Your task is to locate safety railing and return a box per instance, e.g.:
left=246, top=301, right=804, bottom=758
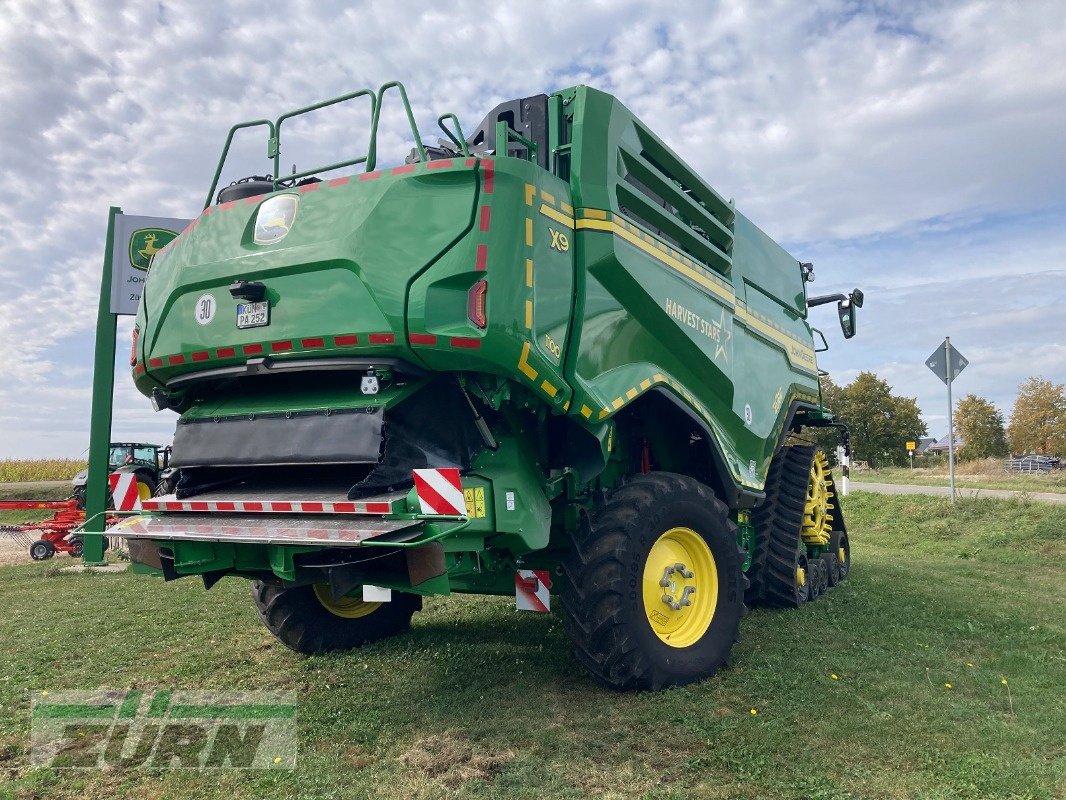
left=205, top=81, right=437, bottom=209
left=495, top=120, right=539, bottom=164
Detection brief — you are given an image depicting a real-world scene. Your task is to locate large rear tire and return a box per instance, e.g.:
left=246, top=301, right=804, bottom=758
left=560, top=472, right=747, bottom=691
left=251, top=582, right=421, bottom=654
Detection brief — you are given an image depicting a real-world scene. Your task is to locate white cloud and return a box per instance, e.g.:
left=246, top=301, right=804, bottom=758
left=0, top=0, right=1064, bottom=456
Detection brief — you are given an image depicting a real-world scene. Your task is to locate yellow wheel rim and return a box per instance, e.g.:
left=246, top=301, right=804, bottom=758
left=802, top=451, right=834, bottom=546
left=312, top=584, right=381, bottom=619
left=796, top=565, right=806, bottom=587
left=136, top=481, right=152, bottom=501
left=642, top=526, right=718, bottom=648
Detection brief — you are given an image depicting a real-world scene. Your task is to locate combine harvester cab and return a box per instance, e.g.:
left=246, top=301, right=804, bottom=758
left=110, top=82, right=863, bottom=690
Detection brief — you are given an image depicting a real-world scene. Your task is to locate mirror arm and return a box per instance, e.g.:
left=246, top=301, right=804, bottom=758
left=807, top=293, right=846, bottom=308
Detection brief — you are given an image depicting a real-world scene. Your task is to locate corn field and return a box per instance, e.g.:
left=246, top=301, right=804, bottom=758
left=0, top=459, right=86, bottom=482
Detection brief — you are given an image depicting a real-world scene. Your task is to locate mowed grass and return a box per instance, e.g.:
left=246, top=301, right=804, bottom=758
left=0, top=460, right=86, bottom=483
left=0, top=493, right=1062, bottom=799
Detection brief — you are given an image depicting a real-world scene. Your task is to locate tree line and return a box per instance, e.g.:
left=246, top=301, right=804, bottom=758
left=805, top=373, right=1065, bottom=468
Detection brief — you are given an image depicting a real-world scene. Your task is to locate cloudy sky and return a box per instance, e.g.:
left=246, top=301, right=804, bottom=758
left=1, top=0, right=1063, bottom=458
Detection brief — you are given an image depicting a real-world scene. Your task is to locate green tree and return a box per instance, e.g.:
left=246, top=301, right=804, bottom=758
left=1007, top=377, right=1066, bottom=456
left=812, top=372, right=926, bottom=467
left=954, top=394, right=1008, bottom=460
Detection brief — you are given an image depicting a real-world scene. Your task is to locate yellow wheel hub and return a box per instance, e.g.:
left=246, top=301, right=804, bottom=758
left=642, top=527, right=718, bottom=648
left=312, top=584, right=381, bottom=619
left=802, top=451, right=835, bottom=546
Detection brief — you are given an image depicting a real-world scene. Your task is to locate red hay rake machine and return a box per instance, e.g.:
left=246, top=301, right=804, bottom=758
left=0, top=500, right=117, bottom=561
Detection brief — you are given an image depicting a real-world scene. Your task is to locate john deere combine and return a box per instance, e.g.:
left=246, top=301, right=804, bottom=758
left=108, top=82, right=862, bottom=690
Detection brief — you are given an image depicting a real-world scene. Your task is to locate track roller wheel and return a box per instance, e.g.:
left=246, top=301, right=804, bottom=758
left=561, top=472, right=748, bottom=691
left=817, top=556, right=830, bottom=597
left=807, top=555, right=824, bottom=600
left=831, top=531, right=851, bottom=581
left=30, top=540, right=56, bottom=561
left=251, top=582, right=421, bottom=654
left=820, top=551, right=840, bottom=587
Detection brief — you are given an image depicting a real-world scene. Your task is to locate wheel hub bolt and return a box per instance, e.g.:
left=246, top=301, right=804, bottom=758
left=659, top=564, right=696, bottom=610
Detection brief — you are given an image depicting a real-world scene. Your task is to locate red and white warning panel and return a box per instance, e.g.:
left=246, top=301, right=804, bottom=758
left=412, top=468, right=466, bottom=516
left=515, top=569, right=551, bottom=613
left=140, top=490, right=405, bottom=516
left=109, top=472, right=144, bottom=512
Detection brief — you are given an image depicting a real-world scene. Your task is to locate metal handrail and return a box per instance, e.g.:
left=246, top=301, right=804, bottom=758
left=494, top=120, right=538, bottom=162
left=203, top=119, right=276, bottom=210
left=205, top=81, right=461, bottom=207
left=368, top=80, right=427, bottom=170
left=437, top=113, right=470, bottom=156
left=273, top=88, right=377, bottom=185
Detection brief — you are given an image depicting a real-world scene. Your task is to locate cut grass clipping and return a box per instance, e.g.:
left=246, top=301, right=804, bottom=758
left=0, top=492, right=1062, bottom=799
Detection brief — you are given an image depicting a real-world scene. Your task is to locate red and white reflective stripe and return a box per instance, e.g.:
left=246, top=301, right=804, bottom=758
left=515, top=569, right=551, bottom=613
left=412, top=468, right=465, bottom=516
left=139, top=497, right=394, bottom=515
left=109, top=472, right=142, bottom=512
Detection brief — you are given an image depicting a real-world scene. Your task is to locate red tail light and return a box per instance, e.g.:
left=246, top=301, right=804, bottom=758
left=467, top=280, right=487, bottom=329
left=130, top=326, right=140, bottom=367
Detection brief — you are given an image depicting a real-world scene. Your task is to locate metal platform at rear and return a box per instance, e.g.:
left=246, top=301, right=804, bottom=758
left=107, top=514, right=420, bottom=547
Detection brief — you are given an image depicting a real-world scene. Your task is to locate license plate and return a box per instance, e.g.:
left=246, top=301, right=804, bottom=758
left=236, top=301, right=269, bottom=329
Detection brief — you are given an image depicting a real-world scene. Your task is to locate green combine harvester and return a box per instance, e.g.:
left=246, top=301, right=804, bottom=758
left=108, top=82, right=863, bottom=690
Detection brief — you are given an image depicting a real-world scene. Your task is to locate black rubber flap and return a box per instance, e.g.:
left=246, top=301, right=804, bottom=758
left=171, top=408, right=383, bottom=468
left=348, top=380, right=483, bottom=497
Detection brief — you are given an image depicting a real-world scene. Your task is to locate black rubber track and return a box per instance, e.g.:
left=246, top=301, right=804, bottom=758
left=251, top=582, right=421, bottom=654
left=560, top=472, right=748, bottom=692
left=747, top=444, right=817, bottom=608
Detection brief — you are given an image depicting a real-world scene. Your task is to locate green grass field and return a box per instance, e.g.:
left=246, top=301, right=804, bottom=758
left=0, top=492, right=1062, bottom=799
left=846, top=464, right=1066, bottom=494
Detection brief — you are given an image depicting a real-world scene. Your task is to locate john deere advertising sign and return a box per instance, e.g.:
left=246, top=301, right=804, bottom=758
left=110, top=213, right=191, bottom=315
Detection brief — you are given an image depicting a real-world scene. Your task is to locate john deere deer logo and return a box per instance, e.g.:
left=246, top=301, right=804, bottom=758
left=129, top=228, right=178, bottom=271
left=253, top=195, right=299, bottom=245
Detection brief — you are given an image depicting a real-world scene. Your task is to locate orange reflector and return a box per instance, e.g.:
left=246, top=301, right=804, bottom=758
left=130, top=326, right=140, bottom=367
left=467, top=280, right=487, bottom=328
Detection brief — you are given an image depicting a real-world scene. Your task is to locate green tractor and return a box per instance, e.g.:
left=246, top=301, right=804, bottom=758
left=72, top=442, right=170, bottom=509
left=107, top=82, right=861, bottom=690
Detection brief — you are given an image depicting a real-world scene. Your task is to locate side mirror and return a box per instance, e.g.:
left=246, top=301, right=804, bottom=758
left=838, top=289, right=862, bottom=339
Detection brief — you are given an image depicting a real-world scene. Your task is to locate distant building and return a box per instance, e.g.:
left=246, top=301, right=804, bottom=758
left=915, top=437, right=937, bottom=455
left=926, top=435, right=964, bottom=455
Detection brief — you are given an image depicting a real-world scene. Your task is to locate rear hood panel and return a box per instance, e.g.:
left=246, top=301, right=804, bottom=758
left=136, top=161, right=480, bottom=387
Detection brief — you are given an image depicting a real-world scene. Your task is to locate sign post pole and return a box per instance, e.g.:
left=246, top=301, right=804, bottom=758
left=945, top=337, right=956, bottom=505
left=925, top=337, right=968, bottom=507
left=82, top=207, right=122, bottom=564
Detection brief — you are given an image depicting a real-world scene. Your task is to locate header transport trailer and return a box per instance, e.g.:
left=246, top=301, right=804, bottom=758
left=105, top=82, right=862, bottom=690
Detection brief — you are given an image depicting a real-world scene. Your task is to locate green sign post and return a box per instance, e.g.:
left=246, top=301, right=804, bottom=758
left=81, top=207, right=122, bottom=565
left=80, top=208, right=190, bottom=564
